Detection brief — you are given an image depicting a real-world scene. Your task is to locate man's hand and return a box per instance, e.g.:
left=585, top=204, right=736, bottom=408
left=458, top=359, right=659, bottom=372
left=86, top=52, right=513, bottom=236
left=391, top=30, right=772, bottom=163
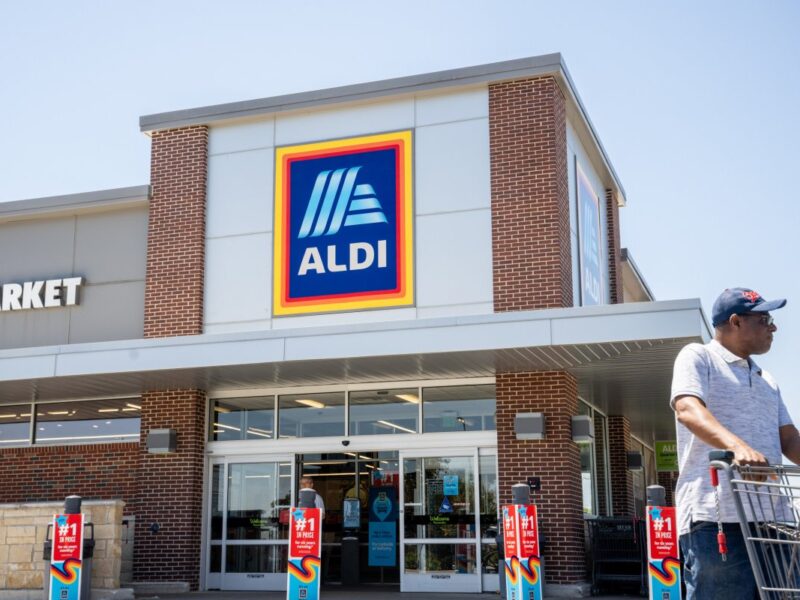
left=730, top=440, right=769, bottom=468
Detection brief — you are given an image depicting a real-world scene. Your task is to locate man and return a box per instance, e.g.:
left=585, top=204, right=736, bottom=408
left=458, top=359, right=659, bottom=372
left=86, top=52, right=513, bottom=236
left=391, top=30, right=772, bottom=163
left=671, top=287, right=800, bottom=599
left=299, top=476, right=325, bottom=517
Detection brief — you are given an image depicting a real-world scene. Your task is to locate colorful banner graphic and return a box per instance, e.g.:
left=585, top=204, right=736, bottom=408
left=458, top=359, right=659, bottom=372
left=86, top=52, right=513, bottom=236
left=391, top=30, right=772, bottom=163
left=368, top=487, right=398, bottom=567
left=273, top=131, right=414, bottom=316
left=655, top=441, right=679, bottom=472
left=576, top=162, right=604, bottom=306
left=287, top=507, right=322, bottom=600
left=502, top=504, right=542, bottom=600
left=646, top=506, right=682, bottom=600
left=50, top=513, right=84, bottom=600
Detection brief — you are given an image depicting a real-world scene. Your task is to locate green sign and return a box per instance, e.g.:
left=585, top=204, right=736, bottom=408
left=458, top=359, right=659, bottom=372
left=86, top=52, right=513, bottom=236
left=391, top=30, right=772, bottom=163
left=655, top=441, right=679, bottom=472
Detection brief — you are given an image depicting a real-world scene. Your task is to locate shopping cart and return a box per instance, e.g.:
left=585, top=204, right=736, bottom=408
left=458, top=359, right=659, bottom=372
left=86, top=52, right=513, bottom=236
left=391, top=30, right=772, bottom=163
left=709, top=450, right=800, bottom=599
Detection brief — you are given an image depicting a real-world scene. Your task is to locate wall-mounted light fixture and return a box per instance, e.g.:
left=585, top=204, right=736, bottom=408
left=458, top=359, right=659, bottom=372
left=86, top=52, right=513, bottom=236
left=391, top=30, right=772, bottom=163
left=571, top=415, right=595, bottom=443
left=147, top=429, right=177, bottom=454
left=515, top=412, right=544, bottom=440
left=627, top=451, right=643, bottom=471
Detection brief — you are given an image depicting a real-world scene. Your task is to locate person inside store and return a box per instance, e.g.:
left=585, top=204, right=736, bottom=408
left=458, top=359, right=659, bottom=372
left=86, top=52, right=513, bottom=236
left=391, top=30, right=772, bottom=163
left=299, top=476, right=326, bottom=518
left=671, top=287, right=800, bottom=599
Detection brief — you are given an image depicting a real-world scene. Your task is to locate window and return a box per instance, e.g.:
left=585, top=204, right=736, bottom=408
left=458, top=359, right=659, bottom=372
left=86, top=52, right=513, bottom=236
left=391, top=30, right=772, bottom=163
left=34, top=398, right=140, bottom=445
left=349, top=388, right=419, bottom=435
left=211, top=397, right=275, bottom=441
left=422, top=385, right=495, bottom=433
left=0, top=405, right=31, bottom=446
left=278, top=392, right=345, bottom=438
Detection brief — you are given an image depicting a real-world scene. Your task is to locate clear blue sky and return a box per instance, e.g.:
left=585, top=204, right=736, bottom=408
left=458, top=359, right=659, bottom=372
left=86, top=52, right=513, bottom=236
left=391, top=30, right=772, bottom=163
left=1, top=1, right=798, bottom=421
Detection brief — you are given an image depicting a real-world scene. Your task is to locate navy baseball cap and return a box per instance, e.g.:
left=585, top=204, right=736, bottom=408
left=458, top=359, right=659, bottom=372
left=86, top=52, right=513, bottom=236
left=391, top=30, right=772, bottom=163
left=711, top=288, right=787, bottom=327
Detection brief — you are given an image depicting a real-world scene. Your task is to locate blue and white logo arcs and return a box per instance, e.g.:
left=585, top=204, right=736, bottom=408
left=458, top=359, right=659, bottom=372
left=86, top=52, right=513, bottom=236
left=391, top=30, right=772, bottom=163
left=298, top=166, right=388, bottom=239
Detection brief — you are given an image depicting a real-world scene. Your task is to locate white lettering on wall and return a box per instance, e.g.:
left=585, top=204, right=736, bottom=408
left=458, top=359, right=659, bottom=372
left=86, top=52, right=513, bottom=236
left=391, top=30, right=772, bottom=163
left=0, top=277, right=83, bottom=312
left=297, top=241, right=388, bottom=276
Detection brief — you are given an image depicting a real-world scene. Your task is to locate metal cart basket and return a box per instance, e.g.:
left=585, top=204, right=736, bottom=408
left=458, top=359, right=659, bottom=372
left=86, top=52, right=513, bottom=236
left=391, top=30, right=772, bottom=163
left=586, top=517, right=647, bottom=596
left=709, top=450, right=800, bottom=599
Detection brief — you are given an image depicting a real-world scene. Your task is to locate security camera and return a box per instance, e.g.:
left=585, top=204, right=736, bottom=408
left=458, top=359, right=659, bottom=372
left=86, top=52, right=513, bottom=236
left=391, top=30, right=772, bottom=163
left=342, top=440, right=350, bottom=447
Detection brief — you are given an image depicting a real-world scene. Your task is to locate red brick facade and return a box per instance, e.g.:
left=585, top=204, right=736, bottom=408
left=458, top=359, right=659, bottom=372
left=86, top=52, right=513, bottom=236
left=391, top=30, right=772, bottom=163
left=134, top=389, right=207, bottom=588
left=606, top=189, right=623, bottom=304
left=144, top=126, right=208, bottom=339
left=608, top=415, right=635, bottom=516
left=495, top=371, right=585, bottom=583
left=594, top=413, right=609, bottom=516
left=489, top=77, right=572, bottom=311
left=0, top=442, right=139, bottom=510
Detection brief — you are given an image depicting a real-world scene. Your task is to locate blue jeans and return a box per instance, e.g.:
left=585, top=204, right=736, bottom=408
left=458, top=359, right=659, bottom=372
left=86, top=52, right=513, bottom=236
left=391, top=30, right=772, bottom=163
left=680, top=521, right=757, bottom=600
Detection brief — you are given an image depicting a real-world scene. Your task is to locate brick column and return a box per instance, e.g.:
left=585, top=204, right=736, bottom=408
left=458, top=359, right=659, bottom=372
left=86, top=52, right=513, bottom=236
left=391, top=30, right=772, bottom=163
left=133, top=390, right=206, bottom=588
left=657, top=471, right=678, bottom=507
left=593, top=413, right=609, bottom=516
left=608, top=415, right=634, bottom=516
left=496, top=371, right=585, bottom=584
left=136, top=126, right=209, bottom=588
left=144, top=126, right=208, bottom=339
left=605, top=189, right=623, bottom=304
left=489, top=76, right=572, bottom=311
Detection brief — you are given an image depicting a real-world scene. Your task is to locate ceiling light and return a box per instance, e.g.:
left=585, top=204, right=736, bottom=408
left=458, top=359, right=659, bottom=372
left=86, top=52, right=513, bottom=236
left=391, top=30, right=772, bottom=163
left=47, top=411, right=70, bottom=416
left=122, top=408, right=138, bottom=412
left=295, top=399, right=325, bottom=409
left=215, top=423, right=242, bottom=432
left=377, top=420, right=416, bottom=434
left=0, top=414, right=17, bottom=419
left=246, top=427, right=273, bottom=438
left=214, top=405, right=232, bottom=413
left=396, top=394, right=419, bottom=404
left=98, top=408, right=119, bottom=413
left=126, top=403, right=141, bottom=410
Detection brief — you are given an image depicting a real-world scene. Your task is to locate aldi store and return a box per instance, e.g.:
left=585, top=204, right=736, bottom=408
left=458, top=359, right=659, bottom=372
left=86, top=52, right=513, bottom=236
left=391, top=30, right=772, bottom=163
left=0, top=54, right=709, bottom=596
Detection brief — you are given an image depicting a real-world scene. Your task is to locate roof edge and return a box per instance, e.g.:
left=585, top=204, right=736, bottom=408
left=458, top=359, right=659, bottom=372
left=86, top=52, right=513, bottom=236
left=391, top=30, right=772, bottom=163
left=0, top=185, right=150, bottom=222
left=139, top=54, right=564, bottom=132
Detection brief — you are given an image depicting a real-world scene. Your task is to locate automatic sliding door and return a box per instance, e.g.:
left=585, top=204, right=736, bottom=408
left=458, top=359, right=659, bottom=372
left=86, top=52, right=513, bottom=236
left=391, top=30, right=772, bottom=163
left=400, top=452, right=480, bottom=593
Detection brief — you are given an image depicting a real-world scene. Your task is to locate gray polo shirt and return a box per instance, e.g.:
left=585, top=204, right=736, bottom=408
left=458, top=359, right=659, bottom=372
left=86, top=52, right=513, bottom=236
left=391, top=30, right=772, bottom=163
left=670, top=339, right=792, bottom=535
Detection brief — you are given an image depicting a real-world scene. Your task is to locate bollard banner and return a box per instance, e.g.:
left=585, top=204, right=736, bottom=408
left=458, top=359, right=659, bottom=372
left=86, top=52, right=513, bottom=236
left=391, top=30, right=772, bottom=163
left=287, top=507, right=322, bottom=600
left=50, top=513, right=84, bottom=600
left=646, top=505, right=682, bottom=600
left=502, top=504, right=542, bottom=600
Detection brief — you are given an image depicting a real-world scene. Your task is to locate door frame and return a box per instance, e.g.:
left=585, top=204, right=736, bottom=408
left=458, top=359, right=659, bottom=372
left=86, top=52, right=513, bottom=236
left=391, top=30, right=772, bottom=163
left=399, top=447, right=482, bottom=593
left=205, top=453, right=295, bottom=591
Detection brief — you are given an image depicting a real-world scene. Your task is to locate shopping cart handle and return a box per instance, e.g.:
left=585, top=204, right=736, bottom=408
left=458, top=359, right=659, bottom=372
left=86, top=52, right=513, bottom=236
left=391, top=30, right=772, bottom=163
left=708, top=450, right=735, bottom=463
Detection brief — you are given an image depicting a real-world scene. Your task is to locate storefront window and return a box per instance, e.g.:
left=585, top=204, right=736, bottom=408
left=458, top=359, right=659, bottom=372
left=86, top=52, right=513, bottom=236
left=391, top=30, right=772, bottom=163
left=211, top=397, right=275, bottom=441
left=278, top=392, right=345, bottom=438
left=34, top=398, right=140, bottom=445
left=0, top=404, right=31, bottom=446
left=349, top=388, right=419, bottom=435
left=422, top=385, right=495, bottom=433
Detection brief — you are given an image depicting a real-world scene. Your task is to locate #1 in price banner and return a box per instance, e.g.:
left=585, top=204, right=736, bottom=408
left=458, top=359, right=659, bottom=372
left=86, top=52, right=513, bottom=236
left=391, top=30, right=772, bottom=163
left=502, top=504, right=542, bottom=600
left=287, top=507, right=322, bottom=600
left=50, top=513, right=84, bottom=600
left=646, top=506, right=681, bottom=600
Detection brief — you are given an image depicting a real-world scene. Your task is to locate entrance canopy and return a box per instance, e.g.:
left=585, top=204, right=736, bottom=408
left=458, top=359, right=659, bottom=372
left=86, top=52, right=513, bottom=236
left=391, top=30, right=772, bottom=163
left=0, top=299, right=709, bottom=441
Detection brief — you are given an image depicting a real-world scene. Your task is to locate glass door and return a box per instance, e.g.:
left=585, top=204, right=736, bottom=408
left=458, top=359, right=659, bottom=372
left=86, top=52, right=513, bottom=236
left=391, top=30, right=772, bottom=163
left=400, top=449, right=481, bottom=593
left=206, top=456, right=293, bottom=590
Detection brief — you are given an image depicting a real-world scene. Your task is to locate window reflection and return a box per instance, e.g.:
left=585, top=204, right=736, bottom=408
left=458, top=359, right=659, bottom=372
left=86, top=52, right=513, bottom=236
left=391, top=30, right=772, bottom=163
left=349, top=388, right=418, bottom=435
left=422, top=385, right=495, bottom=433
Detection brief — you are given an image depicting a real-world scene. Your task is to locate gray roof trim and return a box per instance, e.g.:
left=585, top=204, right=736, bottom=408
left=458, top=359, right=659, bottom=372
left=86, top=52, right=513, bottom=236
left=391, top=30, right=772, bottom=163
left=0, top=185, right=150, bottom=223
left=139, top=54, right=624, bottom=199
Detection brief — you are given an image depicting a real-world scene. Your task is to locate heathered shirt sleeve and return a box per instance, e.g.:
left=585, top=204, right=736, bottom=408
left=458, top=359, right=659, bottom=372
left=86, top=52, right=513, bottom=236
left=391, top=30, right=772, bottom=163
left=670, top=343, right=709, bottom=410
left=778, top=390, right=794, bottom=428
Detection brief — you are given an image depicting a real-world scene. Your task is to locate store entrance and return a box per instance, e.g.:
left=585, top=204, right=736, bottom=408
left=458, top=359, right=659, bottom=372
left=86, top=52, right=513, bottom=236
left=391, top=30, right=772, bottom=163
left=298, top=451, right=401, bottom=586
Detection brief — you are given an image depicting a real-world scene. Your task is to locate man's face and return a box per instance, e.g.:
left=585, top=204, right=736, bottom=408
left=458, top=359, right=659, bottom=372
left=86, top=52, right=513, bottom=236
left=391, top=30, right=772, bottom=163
left=732, top=312, right=777, bottom=355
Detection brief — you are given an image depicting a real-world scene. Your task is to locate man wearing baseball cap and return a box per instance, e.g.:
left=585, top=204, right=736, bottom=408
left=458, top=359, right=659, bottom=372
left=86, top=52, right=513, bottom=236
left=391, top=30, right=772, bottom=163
left=671, top=288, right=800, bottom=599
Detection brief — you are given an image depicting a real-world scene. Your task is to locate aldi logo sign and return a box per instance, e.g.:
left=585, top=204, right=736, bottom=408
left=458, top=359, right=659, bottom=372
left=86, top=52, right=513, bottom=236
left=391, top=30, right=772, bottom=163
left=273, top=131, right=414, bottom=315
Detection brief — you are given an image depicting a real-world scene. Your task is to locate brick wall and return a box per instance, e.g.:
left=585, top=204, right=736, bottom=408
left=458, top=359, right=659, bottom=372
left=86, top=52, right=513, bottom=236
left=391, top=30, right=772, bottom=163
left=134, top=389, right=206, bottom=588
left=490, top=76, right=572, bottom=311
left=608, top=415, right=634, bottom=516
left=605, top=189, right=623, bottom=304
left=496, top=371, right=585, bottom=584
left=144, top=126, right=208, bottom=338
left=0, top=443, right=138, bottom=511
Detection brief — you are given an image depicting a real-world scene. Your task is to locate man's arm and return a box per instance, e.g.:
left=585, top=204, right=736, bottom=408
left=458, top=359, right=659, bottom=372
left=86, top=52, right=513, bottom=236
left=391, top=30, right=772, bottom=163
left=780, top=424, right=800, bottom=464
left=673, top=394, right=768, bottom=466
